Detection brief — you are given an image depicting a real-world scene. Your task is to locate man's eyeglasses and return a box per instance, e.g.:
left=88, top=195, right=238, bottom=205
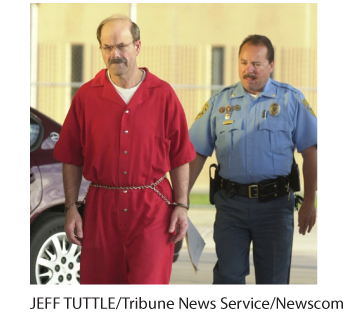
left=100, top=40, right=136, bottom=55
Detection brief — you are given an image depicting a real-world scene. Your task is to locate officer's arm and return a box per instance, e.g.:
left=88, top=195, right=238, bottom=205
left=189, top=152, right=208, bottom=192
left=298, top=145, right=317, bottom=235
left=63, top=163, right=84, bottom=245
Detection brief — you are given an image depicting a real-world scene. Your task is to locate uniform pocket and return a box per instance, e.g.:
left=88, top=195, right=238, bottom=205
left=259, top=119, right=292, bottom=153
left=216, top=118, right=245, bottom=152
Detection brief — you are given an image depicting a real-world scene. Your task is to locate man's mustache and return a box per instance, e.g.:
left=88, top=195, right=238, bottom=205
left=108, top=58, right=128, bottom=66
left=243, top=74, right=257, bottom=80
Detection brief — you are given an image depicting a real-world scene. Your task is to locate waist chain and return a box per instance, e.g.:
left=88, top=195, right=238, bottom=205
left=81, top=176, right=189, bottom=210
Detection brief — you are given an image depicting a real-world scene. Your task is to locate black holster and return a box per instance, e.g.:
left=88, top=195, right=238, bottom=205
left=289, top=157, right=300, bottom=192
left=209, top=164, right=221, bottom=205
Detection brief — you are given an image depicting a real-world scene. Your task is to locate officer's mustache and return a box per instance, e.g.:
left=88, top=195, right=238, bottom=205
left=243, top=74, right=257, bottom=80
left=109, top=58, right=128, bottom=66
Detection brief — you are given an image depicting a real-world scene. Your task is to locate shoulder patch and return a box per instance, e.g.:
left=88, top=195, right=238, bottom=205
left=195, top=102, right=210, bottom=120
left=302, top=98, right=316, bottom=117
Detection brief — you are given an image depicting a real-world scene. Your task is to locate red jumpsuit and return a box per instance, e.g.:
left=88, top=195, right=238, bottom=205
left=53, top=68, right=196, bottom=284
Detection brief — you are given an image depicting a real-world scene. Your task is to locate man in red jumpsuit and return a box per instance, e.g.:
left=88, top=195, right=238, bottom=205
left=53, top=14, right=196, bottom=284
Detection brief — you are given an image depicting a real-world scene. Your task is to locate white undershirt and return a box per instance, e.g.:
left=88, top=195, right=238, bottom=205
left=249, top=92, right=258, bottom=99
left=107, top=69, right=146, bottom=104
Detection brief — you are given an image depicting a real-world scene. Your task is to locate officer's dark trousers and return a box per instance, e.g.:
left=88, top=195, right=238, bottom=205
left=213, top=189, right=295, bottom=284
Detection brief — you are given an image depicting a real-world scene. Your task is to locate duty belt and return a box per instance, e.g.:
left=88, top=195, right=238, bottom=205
left=220, top=176, right=290, bottom=202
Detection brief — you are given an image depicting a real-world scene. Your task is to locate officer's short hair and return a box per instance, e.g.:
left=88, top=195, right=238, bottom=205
left=96, top=14, right=140, bottom=45
left=239, top=35, right=274, bottom=64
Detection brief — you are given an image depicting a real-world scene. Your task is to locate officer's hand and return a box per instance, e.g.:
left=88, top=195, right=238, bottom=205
left=169, top=206, right=188, bottom=244
left=298, top=201, right=316, bottom=235
left=64, top=207, right=83, bottom=246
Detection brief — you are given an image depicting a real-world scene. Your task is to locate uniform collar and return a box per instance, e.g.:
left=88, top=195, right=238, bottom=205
left=259, top=78, right=278, bottom=98
left=231, top=78, right=277, bottom=99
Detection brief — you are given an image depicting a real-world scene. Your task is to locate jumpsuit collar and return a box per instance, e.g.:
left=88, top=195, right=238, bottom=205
left=90, top=68, right=162, bottom=108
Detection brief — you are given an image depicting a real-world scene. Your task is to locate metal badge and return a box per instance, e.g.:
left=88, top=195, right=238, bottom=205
left=270, top=103, right=280, bottom=116
left=234, top=105, right=241, bottom=111
left=223, top=120, right=233, bottom=125
left=225, top=105, right=232, bottom=119
left=219, top=107, right=225, bottom=113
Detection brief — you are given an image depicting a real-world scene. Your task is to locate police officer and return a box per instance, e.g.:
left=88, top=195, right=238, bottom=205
left=189, top=35, right=317, bottom=284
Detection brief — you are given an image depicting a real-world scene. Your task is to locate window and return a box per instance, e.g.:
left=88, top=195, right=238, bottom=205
left=71, top=44, right=84, bottom=100
left=30, top=115, right=44, bottom=152
left=211, top=47, right=224, bottom=96
left=30, top=123, right=40, bottom=147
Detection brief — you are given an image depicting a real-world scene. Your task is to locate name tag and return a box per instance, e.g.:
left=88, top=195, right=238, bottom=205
left=223, top=120, right=233, bottom=125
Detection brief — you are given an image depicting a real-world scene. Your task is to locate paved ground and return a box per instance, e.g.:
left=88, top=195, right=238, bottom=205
left=170, top=206, right=317, bottom=284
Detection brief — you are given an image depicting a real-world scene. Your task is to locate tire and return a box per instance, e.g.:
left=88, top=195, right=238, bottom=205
left=30, top=212, right=81, bottom=285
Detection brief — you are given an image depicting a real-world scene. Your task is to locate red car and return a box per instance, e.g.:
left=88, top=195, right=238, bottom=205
left=30, top=108, right=182, bottom=284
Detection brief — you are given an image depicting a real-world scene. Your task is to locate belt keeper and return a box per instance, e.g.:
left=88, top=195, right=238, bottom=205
left=172, top=202, right=189, bottom=210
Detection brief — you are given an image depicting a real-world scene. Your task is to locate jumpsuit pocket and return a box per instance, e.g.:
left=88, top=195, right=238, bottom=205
left=259, top=119, right=291, bottom=153
left=153, top=136, right=171, bottom=171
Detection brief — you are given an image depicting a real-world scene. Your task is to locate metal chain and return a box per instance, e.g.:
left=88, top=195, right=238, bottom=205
left=83, top=176, right=172, bottom=205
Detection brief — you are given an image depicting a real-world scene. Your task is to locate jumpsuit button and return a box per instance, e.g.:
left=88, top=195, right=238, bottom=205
left=123, top=171, right=127, bottom=175
left=123, top=209, right=127, bottom=212
left=125, top=110, right=129, bottom=113
left=124, top=130, right=129, bottom=134
left=123, top=190, right=127, bottom=193
left=124, top=151, right=128, bottom=154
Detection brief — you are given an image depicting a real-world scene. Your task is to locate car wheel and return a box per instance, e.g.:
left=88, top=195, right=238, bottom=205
left=30, top=212, right=81, bottom=285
